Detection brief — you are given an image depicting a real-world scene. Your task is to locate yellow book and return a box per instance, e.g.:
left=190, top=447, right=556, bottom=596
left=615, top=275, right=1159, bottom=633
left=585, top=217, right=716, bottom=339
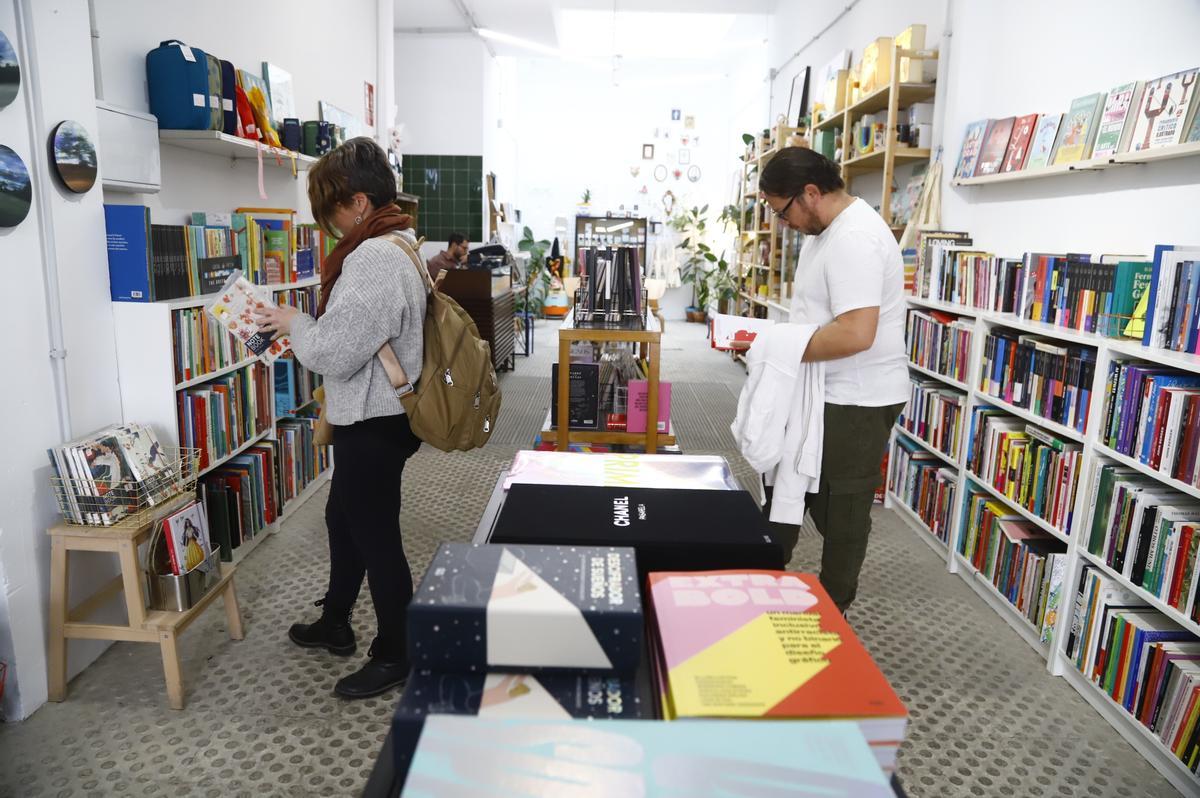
left=1123, top=289, right=1149, bottom=339
left=1053, top=93, right=1106, bottom=165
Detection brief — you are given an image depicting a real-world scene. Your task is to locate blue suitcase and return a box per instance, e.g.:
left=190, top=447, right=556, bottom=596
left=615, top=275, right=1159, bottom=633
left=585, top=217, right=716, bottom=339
left=146, top=40, right=211, bottom=130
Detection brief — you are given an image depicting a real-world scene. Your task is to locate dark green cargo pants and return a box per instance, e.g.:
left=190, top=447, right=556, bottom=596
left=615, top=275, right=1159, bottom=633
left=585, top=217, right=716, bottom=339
left=765, top=402, right=905, bottom=612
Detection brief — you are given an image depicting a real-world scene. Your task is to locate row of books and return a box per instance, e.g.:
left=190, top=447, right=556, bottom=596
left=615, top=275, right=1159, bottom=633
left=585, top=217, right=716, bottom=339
left=172, top=307, right=246, bottom=385
left=575, top=246, right=644, bottom=325
left=965, top=407, right=1083, bottom=535
left=900, top=378, right=965, bottom=460
left=905, top=308, right=972, bottom=384
left=273, top=284, right=319, bottom=315
left=959, top=485, right=1067, bottom=643
left=889, top=436, right=957, bottom=545
left=198, top=441, right=278, bottom=560
left=955, top=67, right=1200, bottom=180
left=1066, top=567, right=1200, bottom=773
left=1087, top=463, right=1200, bottom=622
left=105, top=204, right=329, bottom=303
left=273, top=357, right=321, bottom=419
left=924, top=246, right=1027, bottom=316
left=980, top=329, right=1095, bottom=434
left=276, top=417, right=330, bottom=506
left=47, top=422, right=174, bottom=526
left=1100, top=361, right=1200, bottom=485
left=1143, top=245, right=1200, bottom=352
left=177, top=363, right=272, bottom=471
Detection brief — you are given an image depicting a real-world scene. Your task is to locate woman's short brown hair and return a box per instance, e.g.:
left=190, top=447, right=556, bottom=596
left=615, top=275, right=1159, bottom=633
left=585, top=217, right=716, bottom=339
left=307, top=137, right=398, bottom=236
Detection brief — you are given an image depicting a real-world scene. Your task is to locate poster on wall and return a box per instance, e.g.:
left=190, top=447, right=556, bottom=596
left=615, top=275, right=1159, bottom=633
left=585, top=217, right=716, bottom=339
left=0, top=31, right=19, bottom=110
left=0, top=145, right=32, bottom=226
left=787, top=67, right=811, bottom=127
left=670, top=109, right=681, bottom=121
left=364, top=81, right=375, bottom=127
left=319, top=101, right=363, bottom=139
left=642, top=144, right=654, bottom=160
left=50, top=120, right=98, bottom=194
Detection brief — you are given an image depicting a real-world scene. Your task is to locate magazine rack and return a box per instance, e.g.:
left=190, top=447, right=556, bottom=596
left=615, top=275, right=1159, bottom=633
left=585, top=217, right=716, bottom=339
left=50, top=447, right=199, bottom=529
left=46, top=492, right=244, bottom=710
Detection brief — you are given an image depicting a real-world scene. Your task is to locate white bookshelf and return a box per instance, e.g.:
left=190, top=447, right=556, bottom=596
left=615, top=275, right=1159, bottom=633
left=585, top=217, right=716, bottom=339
left=952, top=141, right=1200, bottom=187
left=159, top=130, right=319, bottom=170
left=894, top=292, right=1200, bottom=794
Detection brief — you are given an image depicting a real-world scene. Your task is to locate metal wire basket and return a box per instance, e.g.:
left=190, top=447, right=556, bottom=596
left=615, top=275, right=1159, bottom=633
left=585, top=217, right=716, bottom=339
left=50, top=447, right=200, bottom=529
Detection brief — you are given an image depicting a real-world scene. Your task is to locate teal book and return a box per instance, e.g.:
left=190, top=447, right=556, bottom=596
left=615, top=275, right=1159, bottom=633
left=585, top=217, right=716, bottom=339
left=401, top=716, right=891, bottom=797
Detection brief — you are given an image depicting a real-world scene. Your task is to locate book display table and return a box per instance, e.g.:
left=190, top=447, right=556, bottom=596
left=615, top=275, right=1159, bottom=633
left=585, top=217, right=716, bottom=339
left=546, top=313, right=674, bottom=452
left=46, top=493, right=244, bottom=710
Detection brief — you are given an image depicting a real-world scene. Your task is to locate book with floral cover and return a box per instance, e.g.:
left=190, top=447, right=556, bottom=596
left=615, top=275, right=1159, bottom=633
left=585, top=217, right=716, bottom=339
left=204, top=271, right=291, bottom=363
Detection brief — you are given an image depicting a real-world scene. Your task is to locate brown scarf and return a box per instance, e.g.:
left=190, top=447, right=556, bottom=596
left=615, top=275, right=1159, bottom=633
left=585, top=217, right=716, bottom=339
left=317, top=205, right=414, bottom=317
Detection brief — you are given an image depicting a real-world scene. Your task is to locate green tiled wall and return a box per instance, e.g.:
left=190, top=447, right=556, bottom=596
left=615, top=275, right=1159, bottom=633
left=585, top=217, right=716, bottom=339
left=402, top=155, right=484, bottom=244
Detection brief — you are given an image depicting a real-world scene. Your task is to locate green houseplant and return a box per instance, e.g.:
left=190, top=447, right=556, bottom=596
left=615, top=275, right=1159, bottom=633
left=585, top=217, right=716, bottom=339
left=516, top=226, right=552, bottom=316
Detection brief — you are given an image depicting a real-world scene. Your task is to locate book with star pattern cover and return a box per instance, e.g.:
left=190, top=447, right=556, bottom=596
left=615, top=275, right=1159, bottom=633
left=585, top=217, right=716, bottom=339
left=407, top=543, right=642, bottom=674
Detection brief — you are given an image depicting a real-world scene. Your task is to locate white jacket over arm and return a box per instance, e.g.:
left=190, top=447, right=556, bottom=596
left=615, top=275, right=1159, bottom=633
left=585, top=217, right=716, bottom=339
left=730, top=323, right=825, bottom=525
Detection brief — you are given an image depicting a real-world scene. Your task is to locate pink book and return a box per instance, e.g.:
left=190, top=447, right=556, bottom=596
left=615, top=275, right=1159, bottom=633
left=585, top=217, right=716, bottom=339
left=627, top=380, right=670, bottom=434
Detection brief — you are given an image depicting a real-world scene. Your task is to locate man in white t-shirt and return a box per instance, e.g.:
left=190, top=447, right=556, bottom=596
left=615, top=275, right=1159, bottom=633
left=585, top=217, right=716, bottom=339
left=758, top=147, right=908, bottom=613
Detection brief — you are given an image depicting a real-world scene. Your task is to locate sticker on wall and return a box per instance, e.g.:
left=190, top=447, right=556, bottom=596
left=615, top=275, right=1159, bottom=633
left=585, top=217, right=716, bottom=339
left=653, top=164, right=667, bottom=182
left=641, top=143, right=654, bottom=160
left=670, top=109, right=681, bottom=121
left=678, top=148, right=691, bottom=165
left=50, top=120, right=98, bottom=194
left=0, top=31, right=18, bottom=110
left=684, top=115, right=696, bottom=129
left=0, top=145, right=32, bottom=226
left=629, top=165, right=640, bottom=177
left=687, top=165, right=701, bottom=183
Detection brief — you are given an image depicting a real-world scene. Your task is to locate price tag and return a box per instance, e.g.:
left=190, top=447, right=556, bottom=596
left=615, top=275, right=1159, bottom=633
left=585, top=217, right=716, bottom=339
left=210, top=95, right=219, bottom=109
left=223, top=99, right=234, bottom=112
left=177, top=44, right=196, bottom=62
left=192, top=93, right=205, bottom=108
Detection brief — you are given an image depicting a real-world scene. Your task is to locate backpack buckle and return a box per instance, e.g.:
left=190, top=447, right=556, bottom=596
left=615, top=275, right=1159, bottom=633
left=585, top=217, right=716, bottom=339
left=473, top=391, right=480, bottom=410
left=443, top=368, right=454, bottom=386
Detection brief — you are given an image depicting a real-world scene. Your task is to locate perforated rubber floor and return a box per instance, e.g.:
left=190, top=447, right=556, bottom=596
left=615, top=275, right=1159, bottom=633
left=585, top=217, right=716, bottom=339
left=0, top=320, right=1179, bottom=797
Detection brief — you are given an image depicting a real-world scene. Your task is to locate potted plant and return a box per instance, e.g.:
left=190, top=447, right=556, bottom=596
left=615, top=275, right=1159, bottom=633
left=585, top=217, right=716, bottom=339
left=516, top=226, right=553, bottom=317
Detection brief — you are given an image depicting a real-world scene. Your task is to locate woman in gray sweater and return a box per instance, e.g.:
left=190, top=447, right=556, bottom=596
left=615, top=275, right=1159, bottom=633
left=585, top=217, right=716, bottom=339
left=256, top=138, right=426, bottom=699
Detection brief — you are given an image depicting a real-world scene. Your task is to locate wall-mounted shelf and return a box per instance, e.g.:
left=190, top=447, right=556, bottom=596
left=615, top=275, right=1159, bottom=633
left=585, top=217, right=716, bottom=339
left=952, top=140, right=1200, bottom=186
left=159, top=131, right=318, bottom=170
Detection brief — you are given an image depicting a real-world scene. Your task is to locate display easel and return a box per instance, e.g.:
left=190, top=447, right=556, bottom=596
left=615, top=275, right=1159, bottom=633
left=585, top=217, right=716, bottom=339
left=46, top=493, right=244, bottom=710
left=544, top=313, right=674, bottom=453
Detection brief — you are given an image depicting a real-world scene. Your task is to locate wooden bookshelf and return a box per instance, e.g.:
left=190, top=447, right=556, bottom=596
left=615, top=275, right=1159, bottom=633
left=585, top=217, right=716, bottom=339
left=894, top=289, right=1200, bottom=794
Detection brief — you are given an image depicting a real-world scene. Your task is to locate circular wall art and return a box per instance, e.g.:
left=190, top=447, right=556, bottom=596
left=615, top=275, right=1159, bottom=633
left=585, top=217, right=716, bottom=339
left=687, top=165, right=701, bottom=183
left=653, top=164, right=668, bottom=182
left=0, top=145, right=32, bottom=226
left=50, top=120, right=98, bottom=193
left=0, top=32, right=19, bottom=110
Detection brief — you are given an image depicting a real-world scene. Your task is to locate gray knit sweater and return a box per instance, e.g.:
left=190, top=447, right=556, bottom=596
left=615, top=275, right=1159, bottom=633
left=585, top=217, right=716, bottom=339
left=289, top=232, right=426, bottom=426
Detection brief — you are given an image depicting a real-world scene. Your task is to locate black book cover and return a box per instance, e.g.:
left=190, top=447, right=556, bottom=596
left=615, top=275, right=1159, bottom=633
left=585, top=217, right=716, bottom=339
left=407, top=542, right=642, bottom=674
left=1148, top=659, right=1179, bottom=732
left=391, top=668, right=650, bottom=785
left=204, top=482, right=233, bottom=560
left=199, top=255, right=241, bottom=294
left=1128, top=505, right=1161, bottom=585
left=550, top=362, right=600, bottom=430
left=225, top=479, right=244, bottom=548
left=492, top=484, right=786, bottom=575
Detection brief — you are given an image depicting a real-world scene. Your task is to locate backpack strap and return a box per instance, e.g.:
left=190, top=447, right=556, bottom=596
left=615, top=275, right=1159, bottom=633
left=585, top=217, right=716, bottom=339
left=372, top=231, right=429, bottom=396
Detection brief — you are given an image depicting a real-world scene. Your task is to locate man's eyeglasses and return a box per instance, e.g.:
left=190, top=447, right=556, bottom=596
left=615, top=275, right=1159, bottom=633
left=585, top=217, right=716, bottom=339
left=773, top=195, right=798, bottom=220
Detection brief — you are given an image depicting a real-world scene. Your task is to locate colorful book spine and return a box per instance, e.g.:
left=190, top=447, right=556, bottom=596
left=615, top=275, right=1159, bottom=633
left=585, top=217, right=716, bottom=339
left=900, top=378, right=966, bottom=459
left=888, top=436, right=958, bottom=545
left=905, top=308, right=973, bottom=382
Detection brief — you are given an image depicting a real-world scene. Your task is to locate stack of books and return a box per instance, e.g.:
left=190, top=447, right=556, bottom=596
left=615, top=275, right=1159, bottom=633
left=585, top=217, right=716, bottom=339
left=959, top=485, right=1067, bottom=641
left=1067, top=567, right=1200, bottom=773
left=1101, top=361, right=1200, bottom=482
left=905, top=307, right=973, bottom=382
left=503, top=451, right=739, bottom=492
left=966, top=408, right=1083, bottom=534
left=889, top=437, right=957, bottom=544
left=647, top=570, right=908, bottom=774
left=1087, top=463, right=1200, bottom=620
left=979, top=329, right=1095, bottom=434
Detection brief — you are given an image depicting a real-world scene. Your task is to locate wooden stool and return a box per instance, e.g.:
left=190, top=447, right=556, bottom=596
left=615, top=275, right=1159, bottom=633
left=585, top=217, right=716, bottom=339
left=46, top=494, right=244, bottom=710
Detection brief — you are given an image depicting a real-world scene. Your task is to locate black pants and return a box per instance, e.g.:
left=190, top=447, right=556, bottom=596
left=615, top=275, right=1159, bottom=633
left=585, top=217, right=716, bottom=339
left=324, top=413, right=422, bottom=660
left=765, top=402, right=905, bottom=612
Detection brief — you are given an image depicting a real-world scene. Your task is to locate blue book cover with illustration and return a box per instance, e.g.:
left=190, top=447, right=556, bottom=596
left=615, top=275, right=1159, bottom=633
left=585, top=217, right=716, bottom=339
left=408, top=543, right=642, bottom=674
left=401, top=716, right=891, bottom=797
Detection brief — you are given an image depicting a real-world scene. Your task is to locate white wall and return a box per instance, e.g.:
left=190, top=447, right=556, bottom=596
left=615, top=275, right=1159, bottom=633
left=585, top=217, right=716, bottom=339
left=95, top=0, right=380, bottom=224
left=0, top=0, right=125, bottom=720
left=938, top=0, right=1200, bottom=254
left=395, top=33, right=486, bottom=156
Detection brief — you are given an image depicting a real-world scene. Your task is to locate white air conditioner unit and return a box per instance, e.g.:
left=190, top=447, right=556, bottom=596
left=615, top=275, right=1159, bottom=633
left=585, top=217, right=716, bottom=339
left=95, top=102, right=161, bottom=193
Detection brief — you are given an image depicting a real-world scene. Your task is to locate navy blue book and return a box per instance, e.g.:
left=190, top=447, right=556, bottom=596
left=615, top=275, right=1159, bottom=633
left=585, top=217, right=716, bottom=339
left=491, top=485, right=786, bottom=574
left=392, top=669, right=647, bottom=784
left=408, top=543, right=642, bottom=674
left=104, top=204, right=153, bottom=301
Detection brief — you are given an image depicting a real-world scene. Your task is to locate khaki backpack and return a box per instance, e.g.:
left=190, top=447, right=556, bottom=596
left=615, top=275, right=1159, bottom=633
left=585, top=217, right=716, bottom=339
left=377, top=233, right=502, bottom=451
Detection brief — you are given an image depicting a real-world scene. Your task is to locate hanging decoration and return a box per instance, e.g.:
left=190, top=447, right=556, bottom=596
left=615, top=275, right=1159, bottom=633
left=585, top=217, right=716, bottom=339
left=0, top=31, right=19, bottom=110
left=0, top=145, right=32, bottom=226
left=684, top=115, right=696, bottom=129
left=629, top=165, right=640, bottom=178
left=653, top=164, right=668, bottom=182
left=672, top=168, right=682, bottom=180
left=687, top=165, right=701, bottom=183
left=662, top=190, right=676, bottom=215
left=49, top=120, right=99, bottom=194
left=641, top=143, right=654, bottom=160
left=670, top=109, right=681, bottom=121
left=678, top=148, right=691, bottom=165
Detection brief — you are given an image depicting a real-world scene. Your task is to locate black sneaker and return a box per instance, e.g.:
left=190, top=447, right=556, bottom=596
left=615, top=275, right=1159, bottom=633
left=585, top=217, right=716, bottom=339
left=288, top=600, right=356, bottom=656
left=333, top=645, right=409, bottom=699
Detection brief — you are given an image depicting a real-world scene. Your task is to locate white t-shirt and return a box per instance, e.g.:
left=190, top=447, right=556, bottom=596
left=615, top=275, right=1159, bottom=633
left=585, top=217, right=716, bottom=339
left=789, top=198, right=909, bottom=406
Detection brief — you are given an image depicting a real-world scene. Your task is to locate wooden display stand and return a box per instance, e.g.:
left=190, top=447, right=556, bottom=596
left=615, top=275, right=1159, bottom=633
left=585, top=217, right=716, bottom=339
left=546, top=313, right=675, bottom=453
left=46, top=493, right=244, bottom=710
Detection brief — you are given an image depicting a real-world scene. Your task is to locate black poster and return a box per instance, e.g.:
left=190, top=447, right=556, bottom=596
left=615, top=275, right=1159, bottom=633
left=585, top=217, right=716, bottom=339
left=199, top=255, right=242, bottom=294
left=550, top=362, right=600, bottom=430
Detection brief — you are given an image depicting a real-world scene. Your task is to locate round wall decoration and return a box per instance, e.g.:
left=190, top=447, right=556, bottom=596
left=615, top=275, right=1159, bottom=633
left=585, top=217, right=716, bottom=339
left=653, top=164, right=668, bottom=182
left=687, top=165, right=701, bottom=182
left=0, top=145, right=33, bottom=226
left=0, top=32, right=20, bottom=110
left=50, top=120, right=98, bottom=193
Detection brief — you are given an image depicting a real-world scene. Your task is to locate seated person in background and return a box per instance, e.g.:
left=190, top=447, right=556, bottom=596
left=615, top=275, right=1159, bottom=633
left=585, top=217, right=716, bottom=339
left=426, top=232, right=468, bottom=282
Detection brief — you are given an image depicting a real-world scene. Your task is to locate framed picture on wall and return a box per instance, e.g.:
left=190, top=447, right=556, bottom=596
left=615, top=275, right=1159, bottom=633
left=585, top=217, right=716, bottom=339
left=670, top=109, right=681, bottom=121
left=786, top=67, right=811, bottom=127
left=364, top=82, right=375, bottom=127
left=678, top=148, right=690, bottom=164
left=642, top=143, right=655, bottom=160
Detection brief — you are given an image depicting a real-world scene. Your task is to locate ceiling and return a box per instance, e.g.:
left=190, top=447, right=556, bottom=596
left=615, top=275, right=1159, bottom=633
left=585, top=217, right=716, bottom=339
left=395, top=0, right=776, bottom=59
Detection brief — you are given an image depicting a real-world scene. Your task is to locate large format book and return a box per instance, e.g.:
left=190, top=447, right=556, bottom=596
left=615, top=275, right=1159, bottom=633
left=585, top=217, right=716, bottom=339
left=954, top=119, right=989, bottom=179
left=648, top=570, right=908, bottom=772
left=392, top=670, right=649, bottom=785
left=407, top=543, right=642, bottom=673
left=1128, top=67, right=1200, bottom=152
left=1093, top=81, right=1146, bottom=158
left=1000, top=113, right=1039, bottom=172
left=549, top=361, right=600, bottom=430
left=504, top=451, right=739, bottom=491
left=1052, top=93, right=1106, bottom=164
left=491, top=485, right=786, bottom=573
left=204, top=271, right=291, bottom=363
left=400, top=715, right=892, bottom=797
left=1025, top=113, right=1063, bottom=170
left=104, top=204, right=154, bottom=302
left=974, top=116, right=1015, bottom=176
left=161, top=500, right=214, bottom=575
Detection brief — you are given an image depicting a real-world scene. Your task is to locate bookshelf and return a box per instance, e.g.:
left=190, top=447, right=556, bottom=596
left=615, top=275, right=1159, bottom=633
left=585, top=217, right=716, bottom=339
left=889, top=283, right=1200, bottom=794
left=951, top=140, right=1200, bottom=187
left=159, top=130, right=318, bottom=170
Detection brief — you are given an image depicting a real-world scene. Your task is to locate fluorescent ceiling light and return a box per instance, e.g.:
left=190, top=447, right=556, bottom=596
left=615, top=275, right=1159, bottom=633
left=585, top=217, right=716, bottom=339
left=476, top=27, right=561, bottom=57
